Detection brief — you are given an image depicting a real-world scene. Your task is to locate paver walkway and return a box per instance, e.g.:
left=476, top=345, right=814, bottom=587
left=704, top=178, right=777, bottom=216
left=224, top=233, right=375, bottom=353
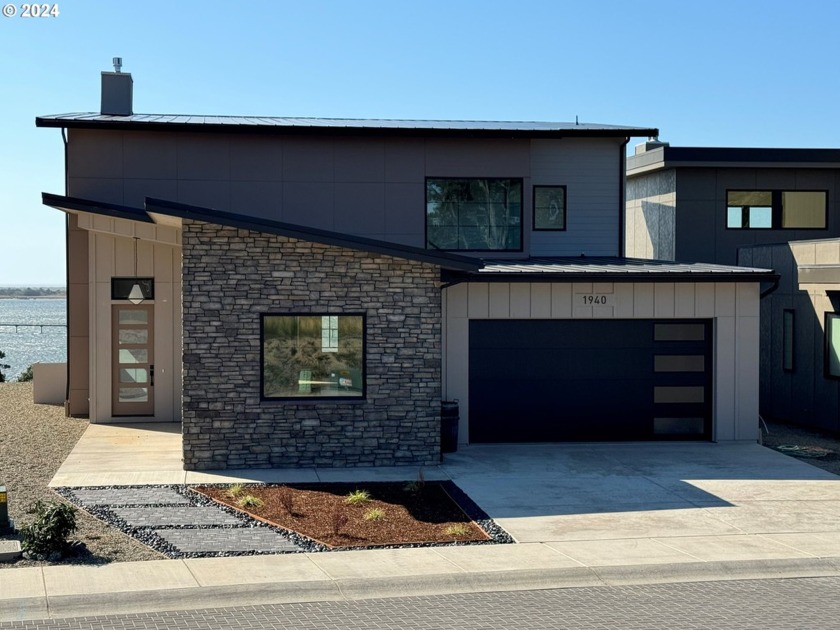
left=61, top=486, right=302, bottom=556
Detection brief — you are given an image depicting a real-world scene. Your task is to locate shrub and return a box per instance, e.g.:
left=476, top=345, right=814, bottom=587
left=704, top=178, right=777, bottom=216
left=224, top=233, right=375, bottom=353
left=444, top=523, right=471, bottom=537
left=363, top=507, right=386, bottom=522
left=237, top=494, right=264, bottom=509
left=226, top=484, right=245, bottom=499
left=328, top=506, right=348, bottom=535
left=20, top=500, right=77, bottom=560
left=276, top=485, right=294, bottom=514
left=17, top=365, right=33, bottom=382
left=344, top=489, right=371, bottom=505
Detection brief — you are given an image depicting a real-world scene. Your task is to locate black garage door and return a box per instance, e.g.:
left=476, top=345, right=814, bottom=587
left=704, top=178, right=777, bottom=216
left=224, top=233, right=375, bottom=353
left=469, top=319, right=712, bottom=442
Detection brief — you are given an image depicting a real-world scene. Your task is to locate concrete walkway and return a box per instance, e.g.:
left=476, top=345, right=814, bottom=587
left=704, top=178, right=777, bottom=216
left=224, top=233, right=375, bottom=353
left=3, top=424, right=838, bottom=622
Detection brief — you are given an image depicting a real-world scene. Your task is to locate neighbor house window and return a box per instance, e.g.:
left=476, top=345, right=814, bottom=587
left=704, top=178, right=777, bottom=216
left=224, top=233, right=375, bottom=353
left=262, top=314, right=365, bottom=399
left=826, top=313, right=840, bottom=378
left=533, top=185, right=567, bottom=231
left=783, top=309, right=794, bottom=372
left=727, top=190, right=827, bottom=229
left=426, top=178, right=522, bottom=251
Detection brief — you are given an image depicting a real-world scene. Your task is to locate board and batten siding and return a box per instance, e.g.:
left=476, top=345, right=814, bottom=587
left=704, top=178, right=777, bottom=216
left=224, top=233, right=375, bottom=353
left=529, top=138, right=624, bottom=257
left=442, top=281, right=761, bottom=444
left=77, top=213, right=182, bottom=423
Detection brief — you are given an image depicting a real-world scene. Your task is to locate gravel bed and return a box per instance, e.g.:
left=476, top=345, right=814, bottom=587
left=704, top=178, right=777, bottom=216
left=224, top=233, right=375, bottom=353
left=0, top=383, right=164, bottom=568
left=761, top=419, right=840, bottom=477
left=0, top=382, right=511, bottom=565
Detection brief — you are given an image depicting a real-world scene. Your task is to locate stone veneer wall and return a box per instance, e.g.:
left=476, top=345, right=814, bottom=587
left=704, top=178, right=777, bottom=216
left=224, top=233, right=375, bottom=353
left=181, top=219, right=442, bottom=470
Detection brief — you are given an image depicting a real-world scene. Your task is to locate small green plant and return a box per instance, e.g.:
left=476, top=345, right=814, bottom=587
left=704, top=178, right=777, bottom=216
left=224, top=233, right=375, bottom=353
left=344, top=489, right=371, bottom=505
left=403, top=468, right=427, bottom=493
left=237, top=494, right=264, bottom=509
left=20, top=500, right=77, bottom=560
left=363, top=507, right=386, bottom=522
left=226, top=484, right=245, bottom=498
left=444, top=523, right=471, bottom=537
left=17, top=364, right=34, bottom=382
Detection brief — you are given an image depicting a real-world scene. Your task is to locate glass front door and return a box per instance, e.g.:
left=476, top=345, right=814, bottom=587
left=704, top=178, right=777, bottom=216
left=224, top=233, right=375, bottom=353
left=111, top=304, right=154, bottom=416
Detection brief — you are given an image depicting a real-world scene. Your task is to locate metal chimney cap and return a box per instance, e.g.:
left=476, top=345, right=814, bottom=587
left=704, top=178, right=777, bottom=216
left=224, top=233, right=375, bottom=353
left=112, top=57, right=123, bottom=73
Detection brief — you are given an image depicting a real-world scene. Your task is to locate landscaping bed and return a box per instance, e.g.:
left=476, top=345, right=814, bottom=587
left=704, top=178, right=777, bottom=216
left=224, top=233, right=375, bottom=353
left=193, top=481, right=491, bottom=548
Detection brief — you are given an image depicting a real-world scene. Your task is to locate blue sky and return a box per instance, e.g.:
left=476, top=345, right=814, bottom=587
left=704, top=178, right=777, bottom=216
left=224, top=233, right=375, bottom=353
left=2, top=0, right=839, bottom=285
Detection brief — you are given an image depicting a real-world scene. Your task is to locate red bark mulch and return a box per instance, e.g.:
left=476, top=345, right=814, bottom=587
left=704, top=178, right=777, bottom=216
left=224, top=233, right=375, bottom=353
left=192, top=481, right=489, bottom=548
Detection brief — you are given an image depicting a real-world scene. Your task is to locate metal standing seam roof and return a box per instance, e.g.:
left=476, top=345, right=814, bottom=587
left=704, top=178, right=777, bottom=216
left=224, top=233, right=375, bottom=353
left=443, top=256, right=777, bottom=283
left=627, top=146, right=840, bottom=176
left=35, top=113, right=659, bottom=138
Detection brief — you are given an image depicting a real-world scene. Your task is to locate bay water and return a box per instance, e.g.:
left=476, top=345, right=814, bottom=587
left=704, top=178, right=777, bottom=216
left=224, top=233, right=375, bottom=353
left=0, top=298, right=67, bottom=381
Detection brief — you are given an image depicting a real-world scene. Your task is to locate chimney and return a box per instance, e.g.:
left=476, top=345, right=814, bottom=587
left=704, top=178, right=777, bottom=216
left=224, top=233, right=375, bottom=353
left=634, top=136, right=669, bottom=155
left=100, top=57, right=133, bottom=116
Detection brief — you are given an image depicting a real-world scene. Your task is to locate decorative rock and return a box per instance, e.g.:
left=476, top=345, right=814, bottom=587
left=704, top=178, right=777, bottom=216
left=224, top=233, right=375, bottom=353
left=0, top=540, right=22, bottom=562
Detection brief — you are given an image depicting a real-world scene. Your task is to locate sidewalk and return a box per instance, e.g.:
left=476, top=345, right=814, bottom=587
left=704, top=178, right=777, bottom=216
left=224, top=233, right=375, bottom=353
left=5, top=543, right=840, bottom=622
left=5, top=424, right=840, bottom=621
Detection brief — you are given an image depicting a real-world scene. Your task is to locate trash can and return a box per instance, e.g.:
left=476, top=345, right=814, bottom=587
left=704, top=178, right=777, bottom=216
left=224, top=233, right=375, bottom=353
left=441, top=400, right=459, bottom=454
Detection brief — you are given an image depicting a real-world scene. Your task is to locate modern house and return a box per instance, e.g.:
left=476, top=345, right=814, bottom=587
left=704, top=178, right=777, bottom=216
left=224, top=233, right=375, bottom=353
left=36, top=67, right=776, bottom=470
left=626, top=143, right=840, bottom=265
left=627, top=143, right=840, bottom=433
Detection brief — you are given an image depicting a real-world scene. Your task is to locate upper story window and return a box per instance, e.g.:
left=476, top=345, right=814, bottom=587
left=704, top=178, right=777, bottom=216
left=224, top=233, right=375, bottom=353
left=426, top=178, right=522, bottom=251
left=262, top=314, right=365, bottom=400
left=533, top=185, right=567, bottom=231
left=726, top=190, right=827, bottom=229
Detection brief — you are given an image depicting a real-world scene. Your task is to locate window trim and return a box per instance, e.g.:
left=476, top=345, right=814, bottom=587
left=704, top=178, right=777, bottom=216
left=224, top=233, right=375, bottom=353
left=260, top=312, right=367, bottom=401
left=425, top=177, right=524, bottom=252
left=825, top=312, right=840, bottom=379
left=725, top=189, right=828, bottom=230
left=532, top=185, right=567, bottom=231
left=783, top=309, right=795, bottom=373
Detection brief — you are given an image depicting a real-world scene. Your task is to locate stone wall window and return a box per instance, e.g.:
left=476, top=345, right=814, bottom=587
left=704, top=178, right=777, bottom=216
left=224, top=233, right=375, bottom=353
left=261, top=314, right=365, bottom=399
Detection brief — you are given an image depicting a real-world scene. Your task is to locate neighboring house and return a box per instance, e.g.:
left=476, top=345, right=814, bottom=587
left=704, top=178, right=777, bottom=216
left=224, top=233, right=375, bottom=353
left=627, top=142, right=840, bottom=434
left=36, top=68, right=776, bottom=470
left=626, top=142, right=840, bottom=265
left=740, top=239, right=840, bottom=433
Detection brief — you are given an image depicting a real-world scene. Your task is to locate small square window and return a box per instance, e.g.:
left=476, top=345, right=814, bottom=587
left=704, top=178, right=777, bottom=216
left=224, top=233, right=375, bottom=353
left=262, top=314, right=365, bottom=399
left=111, top=278, right=154, bottom=301
left=533, top=185, right=567, bottom=231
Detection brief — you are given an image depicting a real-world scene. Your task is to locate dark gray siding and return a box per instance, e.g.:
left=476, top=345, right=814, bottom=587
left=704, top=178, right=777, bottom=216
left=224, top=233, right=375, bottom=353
left=67, top=129, right=626, bottom=258
left=676, top=168, right=840, bottom=265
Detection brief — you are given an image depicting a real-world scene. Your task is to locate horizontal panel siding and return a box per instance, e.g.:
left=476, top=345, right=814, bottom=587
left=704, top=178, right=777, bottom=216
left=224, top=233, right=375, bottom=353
left=529, top=139, right=622, bottom=256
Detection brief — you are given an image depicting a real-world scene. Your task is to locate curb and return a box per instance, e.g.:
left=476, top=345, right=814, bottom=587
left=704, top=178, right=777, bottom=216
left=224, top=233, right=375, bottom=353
left=5, top=557, right=840, bottom=622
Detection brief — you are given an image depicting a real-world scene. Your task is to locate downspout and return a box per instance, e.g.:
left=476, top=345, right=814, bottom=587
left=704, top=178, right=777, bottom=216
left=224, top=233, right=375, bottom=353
left=760, top=275, right=780, bottom=298
left=61, top=127, right=70, bottom=410
left=618, top=137, right=630, bottom=257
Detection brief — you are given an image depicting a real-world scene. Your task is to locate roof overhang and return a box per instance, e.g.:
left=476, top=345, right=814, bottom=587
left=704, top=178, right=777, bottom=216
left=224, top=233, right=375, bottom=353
left=42, top=193, right=481, bottom=272
left=36, top=113, right=658, bottom=140
left=442, top=257, right=778, bottom=284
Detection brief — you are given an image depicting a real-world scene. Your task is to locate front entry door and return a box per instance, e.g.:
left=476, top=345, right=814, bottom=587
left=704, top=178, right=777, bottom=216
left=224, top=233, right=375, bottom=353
left=112, top=304, right=154, bottom=416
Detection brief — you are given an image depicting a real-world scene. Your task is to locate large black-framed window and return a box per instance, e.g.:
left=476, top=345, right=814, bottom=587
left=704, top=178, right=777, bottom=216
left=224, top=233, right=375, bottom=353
left=261, top=313, right=366, bottom=400
left=426, top=178, right=523, bottom=251
left=783, top=309, right=795, bottom=372
left=825, top=313, right=840, bottom=379
left=533, top=185, right=567, bottom=231
left=726, top=190, right=827, bottom=230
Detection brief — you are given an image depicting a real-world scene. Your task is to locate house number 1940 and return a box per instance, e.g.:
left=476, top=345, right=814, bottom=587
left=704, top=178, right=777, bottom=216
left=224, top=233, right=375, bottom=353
left=579, top=294, right=613, bottom=306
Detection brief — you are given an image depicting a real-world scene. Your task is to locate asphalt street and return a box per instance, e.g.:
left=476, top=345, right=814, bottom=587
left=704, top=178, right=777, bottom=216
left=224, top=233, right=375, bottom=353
left=0, top=576, right=834, bottom=629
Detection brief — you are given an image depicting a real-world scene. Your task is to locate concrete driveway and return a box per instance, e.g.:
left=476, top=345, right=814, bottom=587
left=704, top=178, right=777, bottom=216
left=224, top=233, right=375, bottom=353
left=440, top=442, right=840, bottom=565
left=51, top=425, right=840, bottom=566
